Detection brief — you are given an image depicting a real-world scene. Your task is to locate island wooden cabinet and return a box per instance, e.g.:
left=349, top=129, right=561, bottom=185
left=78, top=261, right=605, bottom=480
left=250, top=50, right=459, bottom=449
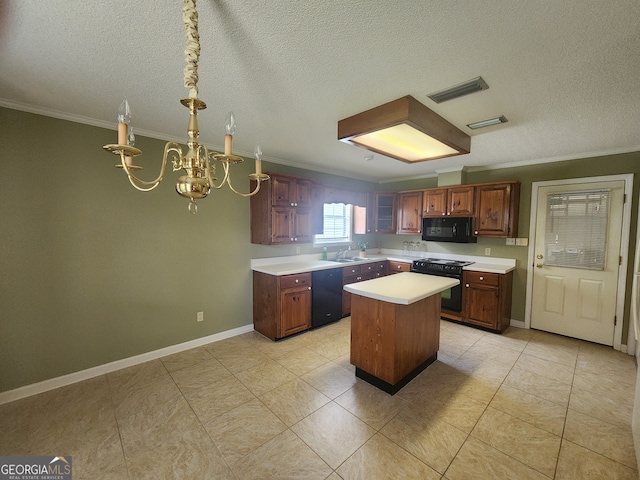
left=462, top=270, right=513, bottom=332
left=253, top=271, right=312, bottom=340
left=423, top=186, right=475, bottom=217
left=251, top=173, right=315, bottom=244
left=474, top=181, right=520, bottom=238
left=397, top=191, right=423, bottom=234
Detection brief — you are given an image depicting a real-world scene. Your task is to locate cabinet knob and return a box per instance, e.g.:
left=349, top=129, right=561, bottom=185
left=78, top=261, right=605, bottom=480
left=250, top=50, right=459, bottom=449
left=290, top=238, right=294, bottom=241
left=479, top=276, right=484, bottom=281
left=295, top=279, right=299, bottom=283
left=474, top=231, right=478, bottom=234
left=442, top=212, right=445, bottom=216
left=466, top=283, right=469, bottom=287
left=308, top=286, right=311, bottom=290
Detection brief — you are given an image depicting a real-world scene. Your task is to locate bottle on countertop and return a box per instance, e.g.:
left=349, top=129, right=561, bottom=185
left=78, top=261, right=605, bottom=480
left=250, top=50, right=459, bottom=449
left=322, top=247, right=327, bottom=260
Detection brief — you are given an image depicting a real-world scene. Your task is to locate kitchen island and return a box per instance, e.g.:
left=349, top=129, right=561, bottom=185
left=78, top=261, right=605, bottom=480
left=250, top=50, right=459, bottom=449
left=344, top=272, right=459, bottom=394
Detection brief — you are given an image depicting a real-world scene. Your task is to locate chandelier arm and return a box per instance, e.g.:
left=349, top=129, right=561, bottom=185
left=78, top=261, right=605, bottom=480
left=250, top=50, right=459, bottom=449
left=183, top=0, right=200, bottom=99
left=226, top=174, right=263, bottom=197
left=119, top=142, right=182, bottom=191
left=206, top=155, right=232, bottom=190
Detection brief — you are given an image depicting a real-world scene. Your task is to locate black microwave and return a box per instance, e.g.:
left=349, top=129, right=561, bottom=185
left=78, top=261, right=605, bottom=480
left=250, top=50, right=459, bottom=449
left=422, top=217, right=477, bottom=243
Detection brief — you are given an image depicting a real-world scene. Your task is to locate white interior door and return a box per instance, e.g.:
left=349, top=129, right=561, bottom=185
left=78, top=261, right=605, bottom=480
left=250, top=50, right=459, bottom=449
left=530, top=181, right=624, bottom=345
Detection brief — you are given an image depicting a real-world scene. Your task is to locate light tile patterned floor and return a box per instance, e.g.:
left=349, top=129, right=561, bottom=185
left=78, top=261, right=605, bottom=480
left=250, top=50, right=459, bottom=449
left=1, top=318, right=638, bottom=479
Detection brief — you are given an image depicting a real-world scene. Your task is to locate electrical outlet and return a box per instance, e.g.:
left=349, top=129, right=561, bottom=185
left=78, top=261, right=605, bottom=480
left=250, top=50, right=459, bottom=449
left=197, top=311, right=204, bottom=322
left=506, top=238, right=516, bottom=246
left=296, top=246, right=301, bottom=254
left=516, top=238, right=529, bottom=246
left=485, top=248, right=491, bottom=256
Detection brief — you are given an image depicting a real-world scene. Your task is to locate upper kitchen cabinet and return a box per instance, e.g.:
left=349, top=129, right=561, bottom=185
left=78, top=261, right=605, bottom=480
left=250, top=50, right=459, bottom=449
left=374, top=192, right=397, bottom=233
left=271, top=174, right=312, bottom=207
left=474, top=181, right=520, bottom=238
left=250, top=173, right=315, bottom=245
left=423, top=186, right=474, bottom=217
left=397, top=191, right=423, bottom=234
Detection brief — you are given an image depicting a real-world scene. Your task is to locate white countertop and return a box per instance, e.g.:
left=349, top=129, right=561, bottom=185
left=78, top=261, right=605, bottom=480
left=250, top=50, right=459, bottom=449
left=343, top=272, right=459, bottom=305
left=251, top=251, right=516, bottom=276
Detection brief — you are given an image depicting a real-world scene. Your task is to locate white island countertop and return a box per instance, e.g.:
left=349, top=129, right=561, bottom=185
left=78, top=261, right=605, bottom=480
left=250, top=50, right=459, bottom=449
left=344, top=272, right=459, bottom=305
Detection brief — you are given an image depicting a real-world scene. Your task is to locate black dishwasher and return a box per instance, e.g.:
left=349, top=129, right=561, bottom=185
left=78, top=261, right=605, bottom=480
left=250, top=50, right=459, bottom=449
left=311, top=268, right=343, bottom=328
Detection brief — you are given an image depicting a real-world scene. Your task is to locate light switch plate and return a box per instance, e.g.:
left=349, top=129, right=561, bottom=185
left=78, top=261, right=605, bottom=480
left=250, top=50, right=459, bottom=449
left=506, top=238, right=516, bottom=246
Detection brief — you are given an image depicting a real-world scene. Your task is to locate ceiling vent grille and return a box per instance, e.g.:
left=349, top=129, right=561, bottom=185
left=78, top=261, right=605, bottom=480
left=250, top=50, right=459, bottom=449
left=428, top=77, right=489, bottom=103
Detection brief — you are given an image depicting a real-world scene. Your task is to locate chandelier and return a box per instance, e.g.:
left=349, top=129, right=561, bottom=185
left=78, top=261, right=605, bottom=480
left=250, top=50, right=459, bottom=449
left=103, top=0, right=269, bottom=214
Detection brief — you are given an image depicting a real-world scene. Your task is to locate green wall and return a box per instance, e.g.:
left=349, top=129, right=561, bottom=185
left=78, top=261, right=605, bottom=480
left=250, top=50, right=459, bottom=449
left=1, top=106, right=639, bottom=393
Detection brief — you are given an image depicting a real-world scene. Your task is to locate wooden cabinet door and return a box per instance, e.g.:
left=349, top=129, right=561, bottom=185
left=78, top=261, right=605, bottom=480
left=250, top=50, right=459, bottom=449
left=463, top=281, right=499, bottom=329
left=293, top=208, right=312, bottom=243
left=423, top=189, right=447, bottom=217
left=271, top=175, right=295, bottom=206
left=474, top=182, right=519, bottom=237
left=374, top=192, right=397, bottom=233
left=388, top=261, right=411, bottom=274
left=280, top=285, right=311, bottom=337
left=295, top=179, right=312, bottom=207
left=397, top=191, right=423, bottom=234
left=448, top=186, right=474, bottom=216
left=271, top=207, right=292, bottom=244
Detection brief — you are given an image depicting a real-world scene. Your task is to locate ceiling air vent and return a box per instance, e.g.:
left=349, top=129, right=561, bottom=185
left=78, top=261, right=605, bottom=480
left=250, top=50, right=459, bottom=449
left=428, top=76, right=489, bottom=104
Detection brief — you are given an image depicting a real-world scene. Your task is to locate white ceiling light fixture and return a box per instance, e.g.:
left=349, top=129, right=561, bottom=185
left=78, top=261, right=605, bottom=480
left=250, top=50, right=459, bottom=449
left=428, top=77, right=489, bottom=104
left=102, top=0, right=270, bottom=214
left=467, top=115, right=509, bottom=130
left=338, top=96, right=471, bottom=163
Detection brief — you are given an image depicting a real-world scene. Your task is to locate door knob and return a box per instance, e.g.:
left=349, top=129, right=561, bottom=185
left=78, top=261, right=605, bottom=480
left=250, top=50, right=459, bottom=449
left=536, top=254, right=543, bottom=259
left=536, top=263, right=544, bottom=268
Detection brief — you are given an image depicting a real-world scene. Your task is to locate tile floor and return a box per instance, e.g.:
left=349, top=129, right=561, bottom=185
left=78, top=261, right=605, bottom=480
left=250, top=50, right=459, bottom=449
left=1, top=318, right=638, bottom=479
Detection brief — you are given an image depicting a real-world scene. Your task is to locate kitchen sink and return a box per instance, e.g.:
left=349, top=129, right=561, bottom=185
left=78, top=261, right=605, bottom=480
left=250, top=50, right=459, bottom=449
left=333, top=257, right=364, bottom=262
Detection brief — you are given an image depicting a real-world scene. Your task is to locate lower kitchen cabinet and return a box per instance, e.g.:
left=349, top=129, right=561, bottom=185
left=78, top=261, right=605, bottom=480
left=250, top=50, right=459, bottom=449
left=462, top=270, right=513, bottom=332
left=253, top=271, right=312, bottom=340
left=342, top=265, right=375, bottom=317
left=388, top=261, right=411, bottom=274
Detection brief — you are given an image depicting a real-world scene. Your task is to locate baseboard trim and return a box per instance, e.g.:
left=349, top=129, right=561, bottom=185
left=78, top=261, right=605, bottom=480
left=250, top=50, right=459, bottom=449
left=509, top=319, right=526, bottom=329
left=0, top=324, right=255, bottom=406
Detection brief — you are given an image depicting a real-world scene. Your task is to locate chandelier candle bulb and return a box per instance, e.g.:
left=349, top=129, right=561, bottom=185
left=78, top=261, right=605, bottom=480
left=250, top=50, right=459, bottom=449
left=117, top=98, right=131, bottom=145
left=254, top=143, right=263, bottom=175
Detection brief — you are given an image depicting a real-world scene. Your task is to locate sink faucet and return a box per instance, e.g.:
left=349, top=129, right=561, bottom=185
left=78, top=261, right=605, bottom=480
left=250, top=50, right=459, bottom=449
left=336, top=246, right=352, bottom=259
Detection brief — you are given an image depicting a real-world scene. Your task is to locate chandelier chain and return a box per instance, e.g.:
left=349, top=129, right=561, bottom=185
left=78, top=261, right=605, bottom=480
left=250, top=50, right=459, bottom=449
left=183, top=0, right=200, bottom=99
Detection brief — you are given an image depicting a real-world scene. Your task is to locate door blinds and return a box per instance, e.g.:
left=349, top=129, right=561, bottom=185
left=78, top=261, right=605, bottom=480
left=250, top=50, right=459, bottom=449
left=545, top=189, right=611, bottom=271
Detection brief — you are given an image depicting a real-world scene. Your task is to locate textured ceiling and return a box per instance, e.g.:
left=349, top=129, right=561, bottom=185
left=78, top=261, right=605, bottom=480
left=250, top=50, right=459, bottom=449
left=1, top=0, right=639, bottom=182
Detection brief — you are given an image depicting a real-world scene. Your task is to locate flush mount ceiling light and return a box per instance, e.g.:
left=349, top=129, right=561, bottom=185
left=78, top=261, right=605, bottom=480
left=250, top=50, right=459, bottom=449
left=337, top=96, right=470, bottom=163
left=428, top=76, right=489, bottom=104
left=103, top=0, right=269, bottom=214
left=467, top=115, right=509, bottom=130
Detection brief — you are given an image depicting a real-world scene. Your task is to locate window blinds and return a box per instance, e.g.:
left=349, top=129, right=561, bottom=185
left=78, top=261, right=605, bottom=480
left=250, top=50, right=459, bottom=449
left=316, top=203, right=351, bottom=243
left=545, top=189, right=610, bottom=270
